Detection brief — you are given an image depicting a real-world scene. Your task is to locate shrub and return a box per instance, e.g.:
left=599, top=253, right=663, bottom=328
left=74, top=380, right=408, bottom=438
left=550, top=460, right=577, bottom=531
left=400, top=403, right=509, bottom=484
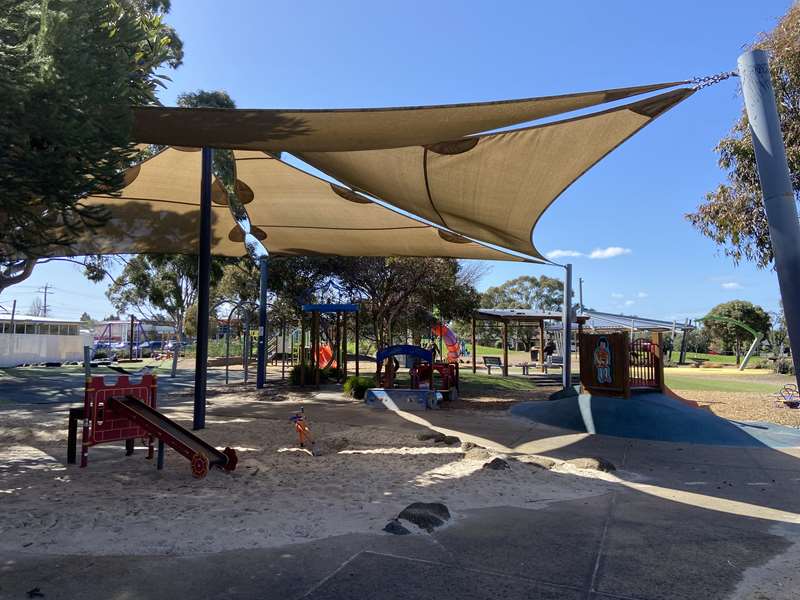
left=775, top=359, right=795, bottom=375
left=289, top=364, right=325, bottom=385
left=343, top=375, right=375, bottom=399
left=322, top=366, right=343, bottom=381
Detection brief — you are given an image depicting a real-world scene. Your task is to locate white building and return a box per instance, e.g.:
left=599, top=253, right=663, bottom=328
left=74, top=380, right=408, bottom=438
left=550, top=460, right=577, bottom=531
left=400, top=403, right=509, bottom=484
left=0, top=315, right=93, bottom=367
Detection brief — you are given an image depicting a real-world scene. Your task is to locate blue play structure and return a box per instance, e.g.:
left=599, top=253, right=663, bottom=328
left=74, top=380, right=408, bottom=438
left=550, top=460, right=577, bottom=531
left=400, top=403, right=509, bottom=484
left=511, top=391, right=800, bottom=448
left=365, top=344, right=454, bottom=410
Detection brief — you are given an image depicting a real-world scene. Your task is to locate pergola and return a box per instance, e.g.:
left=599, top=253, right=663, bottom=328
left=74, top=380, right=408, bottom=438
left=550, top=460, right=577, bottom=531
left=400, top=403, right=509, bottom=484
left=471, top=309, right=590, bottom=376
left=50, top=78, right=709, bottom=428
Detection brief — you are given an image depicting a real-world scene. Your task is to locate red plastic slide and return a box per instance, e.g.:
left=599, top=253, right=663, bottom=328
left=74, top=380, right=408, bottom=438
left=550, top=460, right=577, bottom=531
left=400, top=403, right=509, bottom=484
left=432, top=323, right=460, bottom=362
left=317, top=343, right=336, bottom=368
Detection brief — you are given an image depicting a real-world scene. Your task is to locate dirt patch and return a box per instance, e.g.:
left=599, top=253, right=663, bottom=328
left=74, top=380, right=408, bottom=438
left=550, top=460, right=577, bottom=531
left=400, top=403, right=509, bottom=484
left=682, top=390, right=800, bottom=428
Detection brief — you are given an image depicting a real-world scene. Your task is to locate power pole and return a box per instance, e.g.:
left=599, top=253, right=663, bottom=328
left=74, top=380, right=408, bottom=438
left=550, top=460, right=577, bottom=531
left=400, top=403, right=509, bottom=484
left=38, top=283, right=52, bottom=317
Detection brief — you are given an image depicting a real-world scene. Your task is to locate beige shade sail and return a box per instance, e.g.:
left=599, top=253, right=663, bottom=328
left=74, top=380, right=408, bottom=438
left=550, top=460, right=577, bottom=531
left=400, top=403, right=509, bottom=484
left=231, top=150, right=526, bottom=260
left=132, top=82, right=685, bottom=152
left=61, top=148, right=527, bottom=262
left=297, top=88, right=694, bottom=258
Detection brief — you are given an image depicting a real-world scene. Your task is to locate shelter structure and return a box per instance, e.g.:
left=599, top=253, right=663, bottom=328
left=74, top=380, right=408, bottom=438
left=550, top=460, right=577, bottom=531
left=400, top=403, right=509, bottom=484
left=471, top=309, right=590, bottom=376
left=48, top=79, right=699, bottom=427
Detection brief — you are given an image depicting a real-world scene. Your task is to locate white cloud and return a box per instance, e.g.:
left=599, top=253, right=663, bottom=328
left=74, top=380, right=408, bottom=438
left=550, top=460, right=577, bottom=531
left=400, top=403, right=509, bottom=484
left=588, top=246, right=632, bottom=260
left=624, top=300, right=635, bottom=306
left=545, top=249, right=583, bottom=259
left=721, top=282, right=742, bottom=290
left=545, top=246, right=632, bottom=260
left=637, top=291, right=648, bottom=298
left=611, top=292, right=624, bottom=299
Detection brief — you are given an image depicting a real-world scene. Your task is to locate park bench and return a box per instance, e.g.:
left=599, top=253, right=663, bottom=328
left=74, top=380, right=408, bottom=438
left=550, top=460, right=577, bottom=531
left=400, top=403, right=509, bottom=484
left=483, top=356, right=504, bottom=375
left=772, top=384, right=800, bottom=409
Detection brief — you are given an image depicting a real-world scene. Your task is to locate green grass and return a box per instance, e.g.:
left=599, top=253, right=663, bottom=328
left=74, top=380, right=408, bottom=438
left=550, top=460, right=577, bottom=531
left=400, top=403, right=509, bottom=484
left=665, top=373, right=778, bottom=394
left=392, top=370, right=538, bottom=394
left=667, top=351, right=769, bottom=367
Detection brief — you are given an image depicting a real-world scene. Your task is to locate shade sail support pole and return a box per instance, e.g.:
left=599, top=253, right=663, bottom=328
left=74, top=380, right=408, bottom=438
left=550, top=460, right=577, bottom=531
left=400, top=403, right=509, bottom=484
left=256, top=255, right=268, bottom=389
left=739, top=50, right=800, bottom=387
left=562, top=263, right=573, bottom=390
left=193, top=147, right=213, bottom=430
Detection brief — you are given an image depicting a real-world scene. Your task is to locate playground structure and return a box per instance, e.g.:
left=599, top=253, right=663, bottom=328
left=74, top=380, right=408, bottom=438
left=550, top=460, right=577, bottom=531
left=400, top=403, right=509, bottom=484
left=579, top=331, right=666, bottom=398
left=79, top=373, right=237, bottom=478
left=432, top=322, right=461, bottom=362
left=375, top=344, right=459, bottom=399
left=299, top=303, right=360, bottom=387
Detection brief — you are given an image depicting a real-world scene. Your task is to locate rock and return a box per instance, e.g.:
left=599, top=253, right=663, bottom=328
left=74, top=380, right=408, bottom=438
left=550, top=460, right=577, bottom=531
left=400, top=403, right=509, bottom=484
left=321, top=436, right=350, bottom=453
left=482, top=457, right=510, bottom=470
left=514, top=455, right=556, bottom=470
left=417, top=431, right=446, bottom=442
left=383, top=518, right=411, bottom=535
left=464, top=446, right=493, bottom=461
left=565, top=457, right=616, bottom=472
left=439, top=435, right=460, bottom=446
left=461, top=441, right=477, bottom=451
left=397, top=502, right=451, bottom=532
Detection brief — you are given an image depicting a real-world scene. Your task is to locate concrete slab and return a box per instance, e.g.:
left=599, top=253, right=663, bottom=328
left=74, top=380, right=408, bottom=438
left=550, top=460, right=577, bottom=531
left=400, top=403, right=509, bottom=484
left=594, top=490, right=795, bottom=600
left=433, top=500, right=612, bottom=588
left=0, top=532, right=449, bottom=600
left=305, top=551, right=583, bottom=600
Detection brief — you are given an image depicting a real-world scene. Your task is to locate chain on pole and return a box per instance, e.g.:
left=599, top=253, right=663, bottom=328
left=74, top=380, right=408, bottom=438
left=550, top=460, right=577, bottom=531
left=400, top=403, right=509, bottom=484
left=690, top=70, right=739, bottom=91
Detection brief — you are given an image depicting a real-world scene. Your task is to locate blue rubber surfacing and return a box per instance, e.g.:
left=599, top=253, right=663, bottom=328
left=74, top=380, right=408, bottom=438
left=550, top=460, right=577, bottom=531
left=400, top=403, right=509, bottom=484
left=510, top=391, right=800, bottom=448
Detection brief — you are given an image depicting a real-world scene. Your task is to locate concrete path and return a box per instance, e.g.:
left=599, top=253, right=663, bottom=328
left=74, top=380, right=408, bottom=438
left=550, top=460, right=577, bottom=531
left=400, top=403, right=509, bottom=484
left=3, top=387, right=800, bottom=599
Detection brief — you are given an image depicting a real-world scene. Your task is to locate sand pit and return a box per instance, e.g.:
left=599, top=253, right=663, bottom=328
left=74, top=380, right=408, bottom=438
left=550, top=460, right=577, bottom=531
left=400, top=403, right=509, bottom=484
left=0, top=389, right=618, bottom=556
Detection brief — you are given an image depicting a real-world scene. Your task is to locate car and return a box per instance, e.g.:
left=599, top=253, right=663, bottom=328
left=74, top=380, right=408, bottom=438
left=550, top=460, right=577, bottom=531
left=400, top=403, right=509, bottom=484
left=135, top=340, right=164, bottom=357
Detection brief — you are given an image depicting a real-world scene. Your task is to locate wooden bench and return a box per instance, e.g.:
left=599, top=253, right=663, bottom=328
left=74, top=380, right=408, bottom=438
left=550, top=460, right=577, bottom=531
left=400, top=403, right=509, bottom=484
left=483, top=356, right=503, bottom=375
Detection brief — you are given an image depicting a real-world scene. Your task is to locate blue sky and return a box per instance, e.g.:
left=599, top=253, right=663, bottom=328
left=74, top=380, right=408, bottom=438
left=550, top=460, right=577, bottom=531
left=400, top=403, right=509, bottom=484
left=3, top=0, right=793, bottom=322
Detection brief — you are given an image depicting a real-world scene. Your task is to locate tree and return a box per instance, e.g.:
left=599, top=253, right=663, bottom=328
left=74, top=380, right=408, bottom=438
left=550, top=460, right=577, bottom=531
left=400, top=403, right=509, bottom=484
left=79, top=311, right=97, bottom=326
left=687, top=4, right=800, bottom=268
left=704, top=300, right=771, bottom=364
left=28, top=297, right=45, bottom=317
left=0, top=0, right=183, bottom=292
left=106, top=254, right=224, bottom=373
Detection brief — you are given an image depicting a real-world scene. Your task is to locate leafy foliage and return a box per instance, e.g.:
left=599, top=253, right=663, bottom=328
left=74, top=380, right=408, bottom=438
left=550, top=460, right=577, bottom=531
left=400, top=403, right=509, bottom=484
left=0, top=0, right=182, bottom=290
left=343, top=375, right=375, bottom=399
left=704, top=300, right=771, bottom=361
left=687, top=4, right=800, bottom=268
left=106, top=254, right=224, bottom=332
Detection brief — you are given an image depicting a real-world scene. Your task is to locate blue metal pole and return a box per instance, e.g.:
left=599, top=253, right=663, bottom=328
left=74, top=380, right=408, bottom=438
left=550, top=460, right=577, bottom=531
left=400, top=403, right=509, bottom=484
left=562, top=263, right=573, bottom=389
left=193, top=147, right=213, bottom=430
left=256, top=255, right=268, bottom=388
left=739, top=50, right=800, bottom=384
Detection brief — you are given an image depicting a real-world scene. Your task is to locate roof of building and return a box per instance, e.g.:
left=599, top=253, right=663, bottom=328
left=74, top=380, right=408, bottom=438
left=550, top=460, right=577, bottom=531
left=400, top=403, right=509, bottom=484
left=0, top=314, right=81, bottom=324
left=474, top=308, right=589, bottom=324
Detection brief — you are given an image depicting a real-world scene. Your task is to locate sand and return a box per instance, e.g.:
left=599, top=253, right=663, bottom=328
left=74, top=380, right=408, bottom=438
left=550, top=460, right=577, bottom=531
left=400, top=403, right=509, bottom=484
left=0, top=389, right=617, bottom=557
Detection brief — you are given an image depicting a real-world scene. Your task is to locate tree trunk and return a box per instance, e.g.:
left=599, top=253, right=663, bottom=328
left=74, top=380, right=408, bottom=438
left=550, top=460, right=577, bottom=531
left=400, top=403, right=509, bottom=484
left=735, top=339, right=741, bottom=366
left=0, top=259, right=37, bottom=294
left=171, top=321, right=183, bottom=378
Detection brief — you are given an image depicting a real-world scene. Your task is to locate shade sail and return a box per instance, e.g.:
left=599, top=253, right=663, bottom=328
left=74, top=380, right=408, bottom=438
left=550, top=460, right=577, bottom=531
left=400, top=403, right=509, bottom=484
left=132, top=82, right=685, bottom=152
left=64, top=148, right=526, bottom=262
left=297, top=88, right=694, bottom=258
left=231, top=151, right=526, bottom=260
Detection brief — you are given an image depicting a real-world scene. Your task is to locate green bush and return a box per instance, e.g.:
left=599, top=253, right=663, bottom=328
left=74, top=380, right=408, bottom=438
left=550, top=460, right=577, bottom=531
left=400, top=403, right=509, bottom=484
left=343, top=375, right=375, bottom=399
left=322, top=366, right=343, bottom=381
left=775, top=359, right=795, bottom=375
left=289, top=364, right=326, bottom=385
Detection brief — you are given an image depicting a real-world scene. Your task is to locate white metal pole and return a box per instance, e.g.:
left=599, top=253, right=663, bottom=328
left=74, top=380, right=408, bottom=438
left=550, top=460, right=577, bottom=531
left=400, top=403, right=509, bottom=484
left=739, top=50, right=800, bottom=383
